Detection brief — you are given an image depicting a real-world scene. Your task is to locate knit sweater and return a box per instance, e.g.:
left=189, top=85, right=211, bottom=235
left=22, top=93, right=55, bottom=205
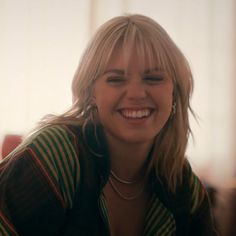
left=0, top=124, right=218, bottom=235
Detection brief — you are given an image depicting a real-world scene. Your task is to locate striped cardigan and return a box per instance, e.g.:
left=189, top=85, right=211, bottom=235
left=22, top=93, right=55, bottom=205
left=0, top=124, right=218, bottom=235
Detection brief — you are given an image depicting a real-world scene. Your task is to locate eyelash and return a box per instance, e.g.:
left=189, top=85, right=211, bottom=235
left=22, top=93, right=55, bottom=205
left=106, top=75, right=165, bottom=85
left=143, top=76, right=164, bottom=83
left=106, top=77, right=126, bottom=84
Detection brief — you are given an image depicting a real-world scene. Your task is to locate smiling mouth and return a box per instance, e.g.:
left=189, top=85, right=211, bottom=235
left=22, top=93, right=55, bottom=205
left=119, top=108, right=153, bottom=119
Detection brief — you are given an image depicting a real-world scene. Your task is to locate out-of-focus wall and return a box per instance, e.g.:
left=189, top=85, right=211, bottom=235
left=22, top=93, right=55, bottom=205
left=0, top=0, right=92, bottom=138
left=0, top=0, right=235, bottom=185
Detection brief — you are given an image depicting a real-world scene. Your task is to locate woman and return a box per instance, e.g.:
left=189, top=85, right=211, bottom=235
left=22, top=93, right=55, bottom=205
left=0, top=14, right=218, bottom=235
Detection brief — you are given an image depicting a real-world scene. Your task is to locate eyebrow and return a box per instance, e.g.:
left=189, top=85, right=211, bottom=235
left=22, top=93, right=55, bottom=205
left=103, top=69, right=125, bottom=75
left=144, top=67, right=164, bottom=74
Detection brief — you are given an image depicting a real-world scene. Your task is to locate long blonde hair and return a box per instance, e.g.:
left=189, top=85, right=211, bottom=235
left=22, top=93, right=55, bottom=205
left=38, top=14, right=194, bottom=193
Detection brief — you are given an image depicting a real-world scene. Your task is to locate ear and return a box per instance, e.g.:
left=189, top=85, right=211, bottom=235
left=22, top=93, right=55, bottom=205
left=91, top=85, right=96, bottom=101
left=91, top=94, right=96, bottom=105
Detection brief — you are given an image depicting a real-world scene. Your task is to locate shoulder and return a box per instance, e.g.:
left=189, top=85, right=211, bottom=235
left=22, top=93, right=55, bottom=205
left=26, top=124, right=80, bottom=169
left=1, top=124, right=82, bottom=208
left=183, top=161, right=208, bottom=214
left=28, top=125, right=81, bottom=182
left=28, top=124, right=77, bottom=146
left=183, top=162, right=219, bottom=235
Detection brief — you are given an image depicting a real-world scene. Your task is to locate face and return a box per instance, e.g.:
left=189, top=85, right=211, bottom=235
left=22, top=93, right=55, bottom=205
left=93, top=47, right=174, bottom=147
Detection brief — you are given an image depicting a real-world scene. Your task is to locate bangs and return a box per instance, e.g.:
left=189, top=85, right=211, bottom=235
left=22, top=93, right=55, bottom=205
left=92, top=16, right=179, bottom=84
left=101, top=25, right=176, bottom=79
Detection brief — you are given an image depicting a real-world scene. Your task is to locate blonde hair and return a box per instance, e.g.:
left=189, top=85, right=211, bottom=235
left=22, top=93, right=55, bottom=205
left=38, top=14, right=194, bottom=192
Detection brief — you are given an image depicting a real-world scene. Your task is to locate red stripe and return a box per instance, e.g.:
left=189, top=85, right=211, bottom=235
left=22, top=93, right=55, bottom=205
left=28, top=147, right=66, bottom=209
left=0, top=211, right=19, bottom=236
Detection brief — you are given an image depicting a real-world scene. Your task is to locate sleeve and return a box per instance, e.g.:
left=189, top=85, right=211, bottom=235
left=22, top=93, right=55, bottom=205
left=0, top=125, right=80, bottom=236
left=187, top=164, right=219, bottom=236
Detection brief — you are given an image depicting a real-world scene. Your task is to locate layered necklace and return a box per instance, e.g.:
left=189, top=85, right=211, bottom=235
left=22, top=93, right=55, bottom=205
left=108, top=170, right=146, bottom=201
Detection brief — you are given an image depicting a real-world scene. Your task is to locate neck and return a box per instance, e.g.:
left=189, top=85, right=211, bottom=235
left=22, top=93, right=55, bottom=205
left=106, top=136, right=154, bottom=180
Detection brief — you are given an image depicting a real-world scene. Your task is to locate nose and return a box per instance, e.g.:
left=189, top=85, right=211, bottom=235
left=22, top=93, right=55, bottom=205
left=125, top=79, right=147, bottom=100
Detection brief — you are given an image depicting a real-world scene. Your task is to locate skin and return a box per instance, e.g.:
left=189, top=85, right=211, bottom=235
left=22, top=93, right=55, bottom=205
left=93, top=46, right=174, bottom=236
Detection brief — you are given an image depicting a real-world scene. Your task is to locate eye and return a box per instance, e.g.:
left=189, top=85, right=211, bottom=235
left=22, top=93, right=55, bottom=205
left=106, top=76, right=126, bottom=85
left=143, top=76, right=164, bottom=84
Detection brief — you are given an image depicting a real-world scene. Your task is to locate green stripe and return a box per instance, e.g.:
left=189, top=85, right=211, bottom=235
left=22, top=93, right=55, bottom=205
left=57, top=126, right=80, bottom=190
left=49, top=126, right=80, bottom=206
left=98, top=194, right=110, bottom=228
left=155, top=216, right=175, bottom=235
left=190, top=172, right=203, bottom=214
left=54, top=126, right=80, bottom=185
left=145, top=195, right=166, bottom=231
left=32, top=136, right=58, bottom=181
left=145, top=197, right=163, bottom=230
left=0, top=226, right=8, bottom=236
left=42, top=129, right=74, bottom=205
left=144, top=194, right=175, bottom=236
left=0, top=221, right=15, bottom=236
left=30, top=125, right=80, bottom=208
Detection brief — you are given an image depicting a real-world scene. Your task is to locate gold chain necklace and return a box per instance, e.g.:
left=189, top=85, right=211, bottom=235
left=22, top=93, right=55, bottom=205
left=108, top=178, right=145, bottom=201
left=110, top=170, right=139, bottom=184
left=108, top=171, right=145, bottom=201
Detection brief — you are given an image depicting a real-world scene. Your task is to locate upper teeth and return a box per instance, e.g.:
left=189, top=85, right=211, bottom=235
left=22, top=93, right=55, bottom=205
left=121, top=109, right=151, bottom=118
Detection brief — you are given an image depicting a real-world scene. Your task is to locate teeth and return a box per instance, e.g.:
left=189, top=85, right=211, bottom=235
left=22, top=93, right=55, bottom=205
left=121, top=109, right=151, bottom=119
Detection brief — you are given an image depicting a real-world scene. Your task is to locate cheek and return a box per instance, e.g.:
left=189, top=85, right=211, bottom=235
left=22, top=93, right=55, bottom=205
left=155, top=94, right=173, bottom=120
left=164, top=84, right=174, bottom=107
left=98, top=100, right=108, bottom=110
left=152, top=87, right=173, bottom=108
left=94, top=85, right=120, bottom=113
left=160, top=98, right=172, bottom=118
left=93, top=99, right=107, bottom=124
left=94, top=95, right=113, bottom=118
left=166, top=92, right=174, bottom=107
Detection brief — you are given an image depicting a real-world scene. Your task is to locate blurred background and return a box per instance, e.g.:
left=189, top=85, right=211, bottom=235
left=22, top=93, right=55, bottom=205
left=0, top=0, right=235, bottom=188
